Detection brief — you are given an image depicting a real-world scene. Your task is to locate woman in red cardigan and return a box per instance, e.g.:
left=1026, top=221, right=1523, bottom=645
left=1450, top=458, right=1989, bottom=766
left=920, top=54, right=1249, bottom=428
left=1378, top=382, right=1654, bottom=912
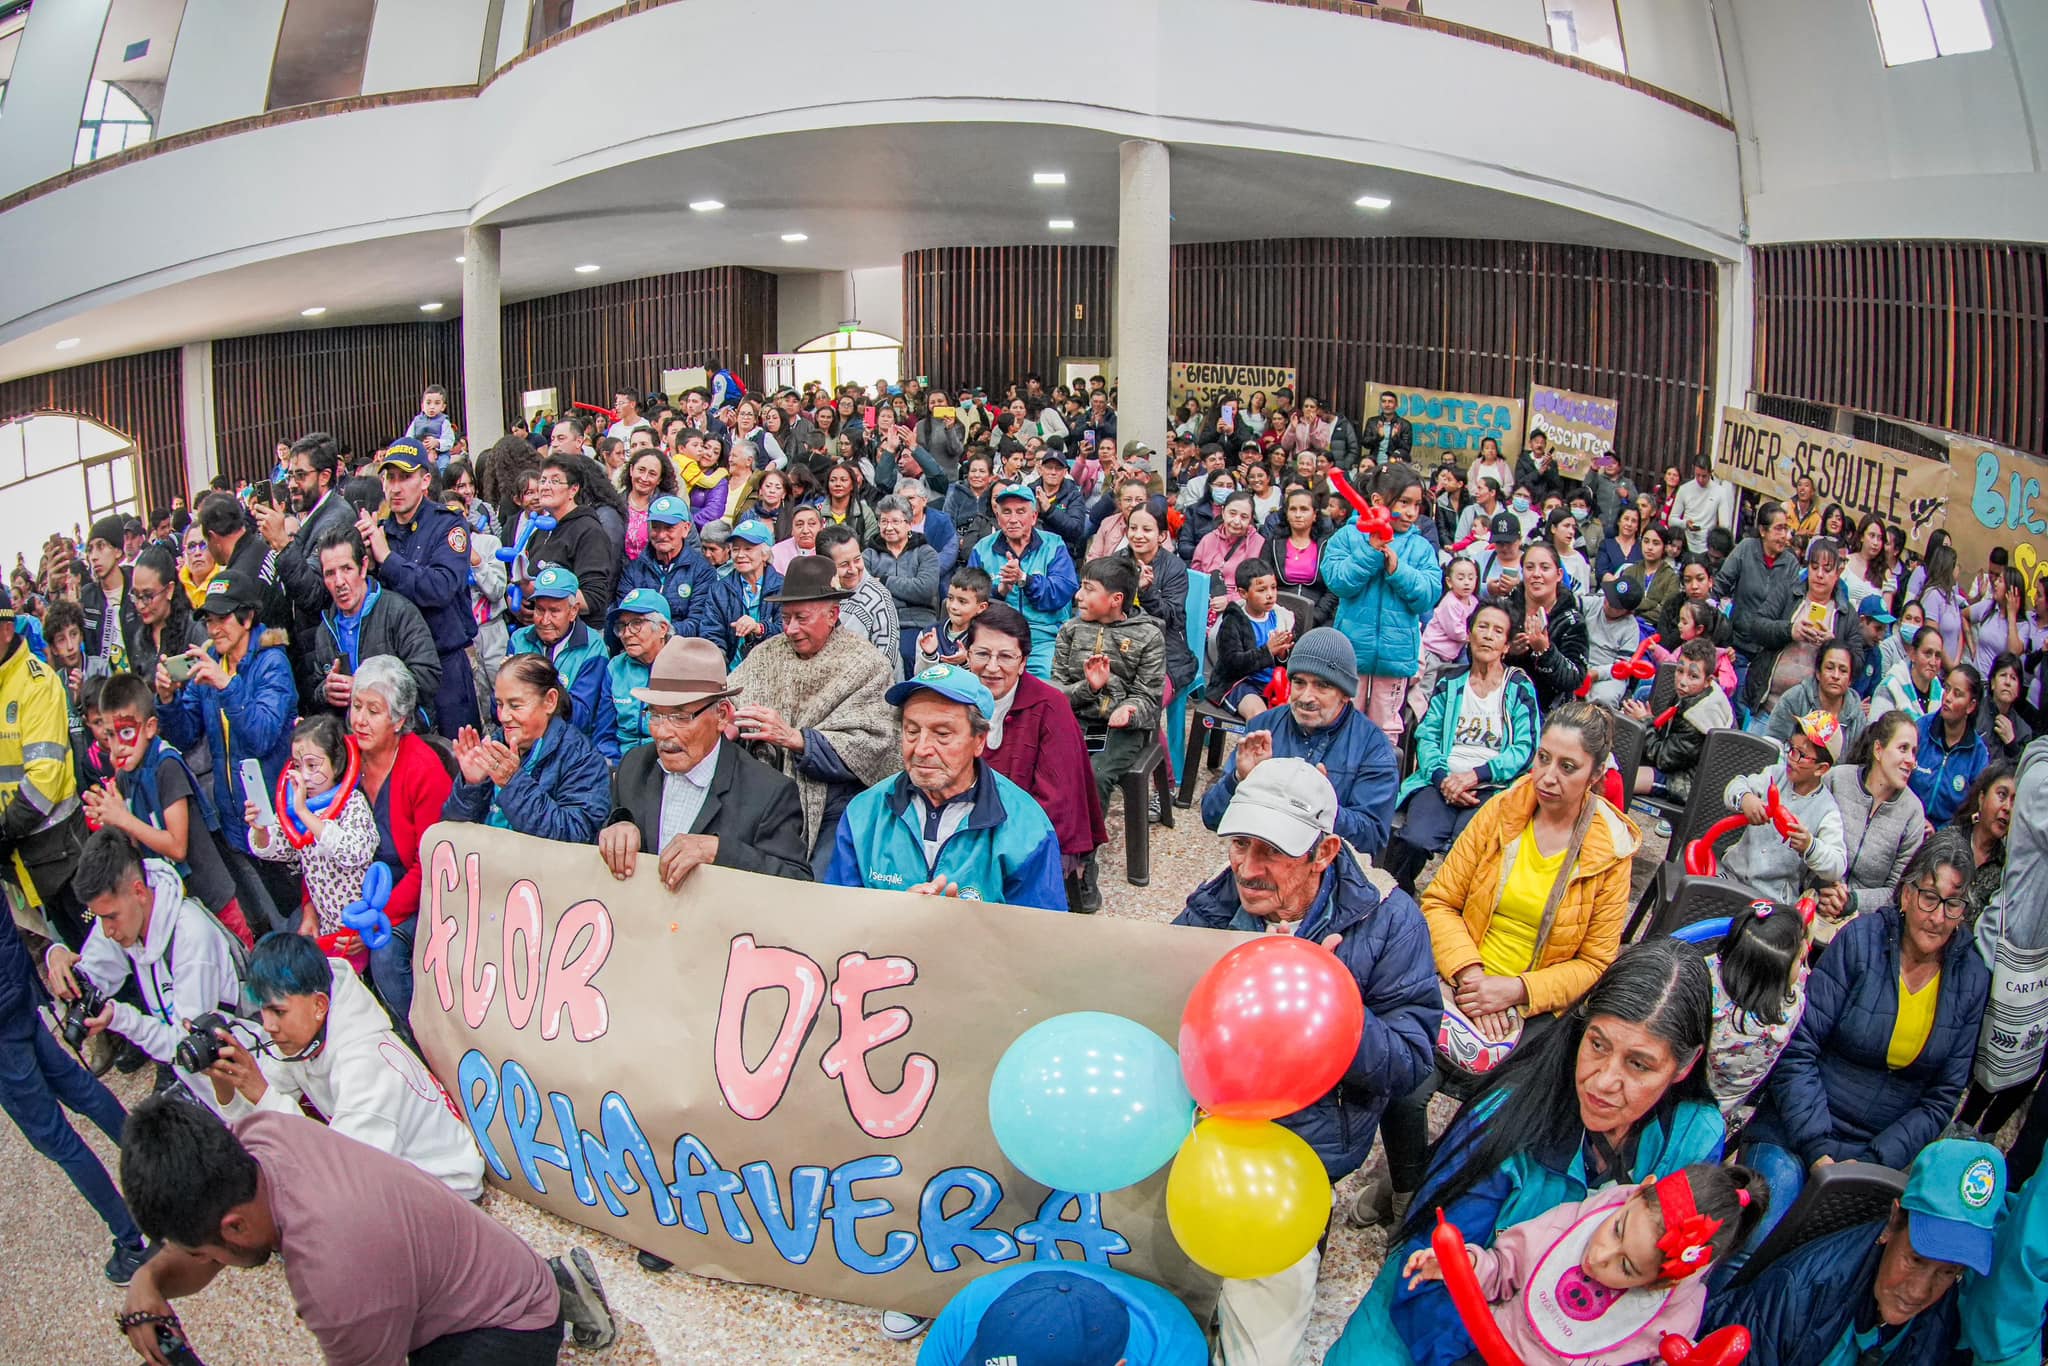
left=966, top=604, right=1108, bottom=911
left=349, top=655, right=456, bottom=1027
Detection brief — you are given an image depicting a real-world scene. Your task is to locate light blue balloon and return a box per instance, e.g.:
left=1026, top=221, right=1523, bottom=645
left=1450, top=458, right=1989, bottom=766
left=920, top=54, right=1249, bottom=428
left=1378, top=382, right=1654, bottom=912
left=988, top=1011, right=1196, bottom=1194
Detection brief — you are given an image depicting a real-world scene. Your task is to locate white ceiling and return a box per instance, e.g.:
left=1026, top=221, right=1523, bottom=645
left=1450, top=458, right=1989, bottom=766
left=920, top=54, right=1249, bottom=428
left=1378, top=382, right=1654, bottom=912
left=1, top=121, right=1710, bottom=382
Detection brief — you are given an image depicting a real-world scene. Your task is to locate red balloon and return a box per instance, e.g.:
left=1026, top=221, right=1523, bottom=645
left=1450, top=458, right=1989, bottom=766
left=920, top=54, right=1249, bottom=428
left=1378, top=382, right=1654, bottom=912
left=1179, top=936, right=1365, bottom=1120
left=1657, top=1326, right=1752, bottom=1366
left=1432, top=1211, right=1523, bottom=1366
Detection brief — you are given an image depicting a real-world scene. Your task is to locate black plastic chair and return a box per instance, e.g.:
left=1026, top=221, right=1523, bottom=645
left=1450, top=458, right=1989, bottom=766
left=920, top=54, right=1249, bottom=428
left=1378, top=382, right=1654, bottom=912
left=1276, top=589, right=1318, bottom=633
left=1647, top=661, right=1677, bottom=718
left=1662, top=728, right=1782, bottom=866
left=1726, top=1161, right=1906, bottom=1290
left=1647, top=876, right=1786, bottom=942
left=1119, top=739, right=1176, bottom=886
left=1608, top=711, right=1647, bottom=809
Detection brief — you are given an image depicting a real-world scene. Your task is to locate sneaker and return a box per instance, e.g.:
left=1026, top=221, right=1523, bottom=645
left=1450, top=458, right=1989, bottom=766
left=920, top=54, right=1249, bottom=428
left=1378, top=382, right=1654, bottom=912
left=1149, top=792, right=1165, bottom=825
left=105, top=1238, right=151, bottom=1286
left=552, top=1247, right=618, bottom=1350
left=1343, top=1164, right=1413, bottom=1230
left=1655, top=819, right=1673, bottom=838
left=879, top=1312, right=931, bottom=1341
left=634, top=1248, right=673, bottom=1273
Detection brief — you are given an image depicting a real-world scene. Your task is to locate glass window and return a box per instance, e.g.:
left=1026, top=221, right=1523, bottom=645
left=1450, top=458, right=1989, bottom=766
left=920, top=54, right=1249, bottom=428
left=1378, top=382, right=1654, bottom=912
left=0, top=415, right=138, bottom=568
left=1869, top=0, right=1992, bottom=65
left=526, top=0, right=573, bottom=50
left=74, top=0, right=185, bottom=166
left=0, top=1, right=31, bottom=116
left=267, top=0, right=378, bottom=110
left=1543, top=0, right=1626, bottom=73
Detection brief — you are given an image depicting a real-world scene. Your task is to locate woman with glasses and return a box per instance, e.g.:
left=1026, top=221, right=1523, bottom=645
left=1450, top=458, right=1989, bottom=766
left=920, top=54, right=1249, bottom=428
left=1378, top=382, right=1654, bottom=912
left=177, top=527, right=222, bottom=609
left=1734, top=828, right=1989, bottom=1253
left=965, top=604, right=1104, bottom=913
left=120, top=545, right=207, bottom=701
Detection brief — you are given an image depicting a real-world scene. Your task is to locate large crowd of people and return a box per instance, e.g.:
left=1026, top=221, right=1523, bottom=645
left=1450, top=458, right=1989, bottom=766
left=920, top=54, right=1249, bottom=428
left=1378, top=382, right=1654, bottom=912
left=2, top=370, right=2047, bottom=1366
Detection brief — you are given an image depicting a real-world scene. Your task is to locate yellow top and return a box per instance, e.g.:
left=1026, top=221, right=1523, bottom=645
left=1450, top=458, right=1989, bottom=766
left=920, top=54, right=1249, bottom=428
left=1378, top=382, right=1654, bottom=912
left=1481, top=825, right=1565, bottom=977
left=1888, top=969, right=1941, bottom=1069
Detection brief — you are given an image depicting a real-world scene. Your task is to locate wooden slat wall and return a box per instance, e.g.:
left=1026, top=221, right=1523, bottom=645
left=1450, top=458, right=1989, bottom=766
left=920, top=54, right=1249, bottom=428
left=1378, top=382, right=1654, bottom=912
left=212, top=322, right=463, bottom=485
left=0, top=350, right=184, bottom=511
left=1168, top=239, right=1720, bottom=490
left=1755, top=241, right=2048, bottom=458
left=902, top=247, right=1116, bottom=396
left=499, top=267, right=778, bottom=414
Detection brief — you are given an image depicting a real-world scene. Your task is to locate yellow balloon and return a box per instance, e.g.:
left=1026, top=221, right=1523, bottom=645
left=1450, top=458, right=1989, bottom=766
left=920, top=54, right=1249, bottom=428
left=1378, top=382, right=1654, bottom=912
left=1165, top=1117, right=1332, bottom=1280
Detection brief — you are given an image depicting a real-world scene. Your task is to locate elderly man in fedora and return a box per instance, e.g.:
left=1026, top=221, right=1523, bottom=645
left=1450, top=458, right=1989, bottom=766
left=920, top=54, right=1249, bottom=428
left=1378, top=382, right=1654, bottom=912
left=729, top=554, right=901, bottom=878
left=598, top=637, right=811, bottom=890
left=825, top=663, right=1065, bottom=911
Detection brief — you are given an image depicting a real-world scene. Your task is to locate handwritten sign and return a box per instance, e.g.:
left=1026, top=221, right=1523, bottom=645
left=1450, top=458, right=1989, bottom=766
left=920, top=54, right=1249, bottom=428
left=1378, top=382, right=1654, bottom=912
left=408, top=824, right=1246, bottom=1318
left=1168, top=363, right=1296, bottom=412
left=1713, top=408, right=1948, bottom=550
left=1527, top=384, right=1619, bottom=479
left=1366, top=382, right=1525, bottom=463
left=1942, top=435, right=2048, bottom=581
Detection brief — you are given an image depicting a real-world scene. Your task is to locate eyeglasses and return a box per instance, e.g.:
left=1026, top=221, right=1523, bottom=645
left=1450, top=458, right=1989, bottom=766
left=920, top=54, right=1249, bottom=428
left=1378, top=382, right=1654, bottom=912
left=536, top=474, right=571, bottom=489
left=617, top=618, right=666, bottom=636
left=966, top=647, right=1023, bottom=668
left=181, top=542, right=207, bottom=555
left=1908, top=882, right=1969, bottom=921
left=130, top=585, right=168, bottom=606
left=646, top=701, right=721, bottom=730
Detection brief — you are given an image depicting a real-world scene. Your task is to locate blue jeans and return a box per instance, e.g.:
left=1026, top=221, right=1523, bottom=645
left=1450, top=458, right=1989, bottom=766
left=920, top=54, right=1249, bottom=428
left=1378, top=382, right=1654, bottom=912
left=369, top=914, right=418, bottom=1037
left=1715, top=1139, right=1806, bottom=1290
left=0, top=1011, right=142, bottom=1245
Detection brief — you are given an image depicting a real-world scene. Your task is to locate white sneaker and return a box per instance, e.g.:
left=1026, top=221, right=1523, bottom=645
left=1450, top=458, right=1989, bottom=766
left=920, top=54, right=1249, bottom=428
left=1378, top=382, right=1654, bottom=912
left=880, top=1311, right=931, bottom=1341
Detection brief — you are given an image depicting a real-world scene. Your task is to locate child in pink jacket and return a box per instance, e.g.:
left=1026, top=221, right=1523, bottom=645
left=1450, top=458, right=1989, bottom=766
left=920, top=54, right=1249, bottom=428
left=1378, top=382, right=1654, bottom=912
left=1412, top=558, right=1481, bottom=720
left=1402, top=1163, right=1764, bottom=1366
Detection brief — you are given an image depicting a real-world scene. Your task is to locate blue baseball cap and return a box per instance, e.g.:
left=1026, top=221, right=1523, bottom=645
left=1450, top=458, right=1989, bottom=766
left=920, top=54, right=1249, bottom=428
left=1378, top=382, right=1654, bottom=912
left=729, top=518, right=775, bottom=546
left=886, top=662, right=995, bottom=719
left=611, top=588, right=671, bottom=623
left=1902, top=1138, right=2004, bottom=1274
left=993, top=482, right=1037, bottom=504
left=647, top=494, right=691, bottom=526
left=379, top=438, right=428, bottom=473
left=528, top=565, right=581, bottom=601
left=964, top=1271, right=1130, bottom=1366
left=1858, top=593, right=1896, bottom=624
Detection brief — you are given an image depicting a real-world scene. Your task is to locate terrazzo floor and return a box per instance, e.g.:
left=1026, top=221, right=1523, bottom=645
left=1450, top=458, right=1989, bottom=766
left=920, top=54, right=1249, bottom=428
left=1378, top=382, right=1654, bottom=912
left=0, top=766, right=1671, bottom=1364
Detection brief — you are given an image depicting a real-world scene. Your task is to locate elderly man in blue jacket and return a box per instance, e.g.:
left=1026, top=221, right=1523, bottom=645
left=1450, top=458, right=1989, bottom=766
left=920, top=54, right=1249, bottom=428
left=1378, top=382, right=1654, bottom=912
left=1175, top=757, right=1438, bottom=1366
left=825, top=664, right=1065, bottom=911
left=1200, top=627, right=1399, bottom=857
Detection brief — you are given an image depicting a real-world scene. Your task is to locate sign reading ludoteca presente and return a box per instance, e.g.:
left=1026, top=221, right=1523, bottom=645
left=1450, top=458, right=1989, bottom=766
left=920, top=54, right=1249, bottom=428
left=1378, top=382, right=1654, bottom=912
left=408, top=824, right=1246, bottom=1318
left=1367, top=382, right=1525, bottom=463
left=1527, top=384, right=1619, bottom=479
left=1714, top=407, right=1949, bottom=550
left=1168, top=363, right=1297, bottom=412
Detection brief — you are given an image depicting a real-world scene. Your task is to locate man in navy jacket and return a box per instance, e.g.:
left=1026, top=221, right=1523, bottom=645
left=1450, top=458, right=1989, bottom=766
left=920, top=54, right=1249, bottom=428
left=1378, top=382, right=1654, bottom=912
left=1174, top=757, right=1437, bottom=1366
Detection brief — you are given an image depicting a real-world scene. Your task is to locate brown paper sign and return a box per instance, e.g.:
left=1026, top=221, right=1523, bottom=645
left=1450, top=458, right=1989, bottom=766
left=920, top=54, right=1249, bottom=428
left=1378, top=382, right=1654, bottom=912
left=407, top=824, right=1249, bottom=1319
left=1169, top=363, right=1297, bottom=412
left=1713, top=408, right=1948, bottom=551
left=1366, top=382, right=1526, bottom=464
left=1940, top=435, right=2048, bottom=588
left=1527, top=384, right=1619, bottom=480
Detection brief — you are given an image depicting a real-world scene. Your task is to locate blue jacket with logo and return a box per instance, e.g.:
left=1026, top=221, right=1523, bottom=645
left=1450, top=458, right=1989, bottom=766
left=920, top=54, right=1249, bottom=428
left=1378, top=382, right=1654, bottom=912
left=1200, top=704, right=1401, bottom=856
left=509, top=620, right=618, bottom=763
left=443, top=715, right=611, bottom=843
left=618, top=546, right=718, bottom=639
left=1321, top=522, right=1442, bottom=679
left=607, top=652, right=652, bottom=755
left=968, top=528, right=1078, bottom=678
left=1703, top=1222, right=1958, bottom=1366
left=824, top=762, right=1066, bottom=911
left=376, top=500, right=477, bottom=655
left=703, top=567, right=784, bottom=666
left=1910, top=708, right=1989, bottom=825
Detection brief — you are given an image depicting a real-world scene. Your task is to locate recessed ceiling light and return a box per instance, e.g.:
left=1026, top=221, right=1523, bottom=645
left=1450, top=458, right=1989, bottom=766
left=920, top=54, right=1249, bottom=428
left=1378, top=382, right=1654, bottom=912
left=454, top=255, right=466, bottom=264
left=1033, top=171, right=1067, bottom=186
left=688, top=199, right=725, bottom=212
left=300, top=307, right=327, bottom=317
left=54, top=337, right=80, bottom=350
left=1048, top=219, right=1075, bottom=231
left=573, top=263, right=600, bottom=274
left=419, top=302, right=444, bottom=312
left=780, top=232, right=809, bottom=243
left=1354, top=194, right=1393, bottom=210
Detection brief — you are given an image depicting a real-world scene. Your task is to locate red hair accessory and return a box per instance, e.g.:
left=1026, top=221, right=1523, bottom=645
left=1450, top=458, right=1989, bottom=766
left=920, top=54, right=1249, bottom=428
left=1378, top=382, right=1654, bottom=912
left=1736, top=1189, right=1751, bottom=1208
left=1653, top=1170, right=1725, bottom=1281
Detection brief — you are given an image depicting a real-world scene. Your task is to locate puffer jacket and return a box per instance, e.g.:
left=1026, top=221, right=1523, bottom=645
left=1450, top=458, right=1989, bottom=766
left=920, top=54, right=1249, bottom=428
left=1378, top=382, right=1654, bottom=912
left=443, top=715, right=611, bottom=844
left=1173, top=850, right=1438, bottom=1180
left=1322, top=522, right=1443, bottom=679
left=825, top=763, right=1065, bottom=912
left=1396, top=666, right=1540, bottom=809
left=616, top=545, right=717, bottom=639
left=1201, top=703, right=1400, bottom=856
left=1703, top=1221, right=1958, bottom=1366
left=1417, top=777, right=1641, bottom=1015
left=1713, top=537, right=1802, bottom=658
left=1746, top=905, right=1988, bottom=1168
left=702, top=567, right=785, bottom=666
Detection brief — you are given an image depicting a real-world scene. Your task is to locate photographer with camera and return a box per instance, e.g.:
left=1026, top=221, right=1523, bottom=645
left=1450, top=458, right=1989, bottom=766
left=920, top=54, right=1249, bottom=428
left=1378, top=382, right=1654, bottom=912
left=196, top=932, right=485, bottom=1199
left=43, top=829, right=245, bottom=1114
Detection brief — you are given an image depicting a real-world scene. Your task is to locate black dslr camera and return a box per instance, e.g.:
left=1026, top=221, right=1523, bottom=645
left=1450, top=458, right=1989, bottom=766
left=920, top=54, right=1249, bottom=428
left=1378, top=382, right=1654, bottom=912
left=59, top=972, right=113, bottom=1050
left=172, top=1012, right=235, bottom=1074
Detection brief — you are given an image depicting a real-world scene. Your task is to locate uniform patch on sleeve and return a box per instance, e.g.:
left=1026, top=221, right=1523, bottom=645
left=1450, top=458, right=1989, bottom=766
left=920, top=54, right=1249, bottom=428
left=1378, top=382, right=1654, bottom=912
left=447, top=525, right=469, bottom=555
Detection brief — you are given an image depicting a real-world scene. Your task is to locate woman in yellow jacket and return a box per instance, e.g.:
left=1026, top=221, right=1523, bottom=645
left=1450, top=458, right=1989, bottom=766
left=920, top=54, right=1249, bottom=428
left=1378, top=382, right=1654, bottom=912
left=1351, top=698, right=1641, bottom=1226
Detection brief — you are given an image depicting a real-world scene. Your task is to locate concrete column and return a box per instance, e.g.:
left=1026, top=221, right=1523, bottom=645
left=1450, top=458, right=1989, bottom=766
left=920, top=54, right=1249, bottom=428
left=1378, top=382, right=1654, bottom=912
left=177, top=340, right=219, bottom=500
left=1714, top=248, right=1754, bottom=438
left=462, top=224, right=505, bottom=449
left=1114, top=139, right=1170, bottom=468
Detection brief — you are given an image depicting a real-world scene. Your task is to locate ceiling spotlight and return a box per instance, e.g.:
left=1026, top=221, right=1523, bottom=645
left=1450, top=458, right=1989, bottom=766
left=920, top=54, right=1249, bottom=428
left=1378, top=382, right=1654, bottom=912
left=1048, top=219, right=1075, bottom=231
left=454, top=255, right=466, bottom=264
left=573, top=263, right=600, bottom=274
left=54, top=337, right=81, bottom=350
left=780, top=232, right=809, bottom=243
left=688, top=199, right=725, bottom=212
left=419, top=302, right=444, bottom=312
left=1354, top=194, right=1393, bottom=210
left=299, top=307, right=327, bottom=317
left=1033, top=171, right=1067, bottom=186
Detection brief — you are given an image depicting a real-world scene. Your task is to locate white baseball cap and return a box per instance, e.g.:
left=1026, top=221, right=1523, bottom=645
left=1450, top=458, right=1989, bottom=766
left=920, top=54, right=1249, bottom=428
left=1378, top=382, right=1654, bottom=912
left=1217, top=757, right=1338, bottom=858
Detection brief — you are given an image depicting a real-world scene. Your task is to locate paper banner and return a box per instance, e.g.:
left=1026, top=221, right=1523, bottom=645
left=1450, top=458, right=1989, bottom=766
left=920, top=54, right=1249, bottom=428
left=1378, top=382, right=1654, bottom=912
left=1713, top=407, right=1949, bottom=551
left=407, top=823, right=1249, bottom=1319
left=1527, top=384, right=1619, bottom=479
left=662, top=368, right=711, bottom=403
left=1940, top=434, right=2048, bottom=585
left=1169, top=363, right=1297, bottom=412
left=1366, top=382, right=1525, bottom=464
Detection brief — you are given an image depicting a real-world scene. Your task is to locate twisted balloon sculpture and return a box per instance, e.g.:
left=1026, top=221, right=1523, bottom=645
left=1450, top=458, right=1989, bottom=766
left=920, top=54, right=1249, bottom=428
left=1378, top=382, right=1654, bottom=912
left=339, top=863, right=396, bottom=952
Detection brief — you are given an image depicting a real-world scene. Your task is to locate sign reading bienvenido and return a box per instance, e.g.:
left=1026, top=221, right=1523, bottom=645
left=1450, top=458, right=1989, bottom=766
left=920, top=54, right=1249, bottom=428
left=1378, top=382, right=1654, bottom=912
left=1168, top=363, right=1297, bottom=412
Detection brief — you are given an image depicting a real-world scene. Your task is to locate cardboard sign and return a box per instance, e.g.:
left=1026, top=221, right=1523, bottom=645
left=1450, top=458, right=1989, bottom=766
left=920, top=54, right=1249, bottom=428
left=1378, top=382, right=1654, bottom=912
left=662, top=368, right=711, bottom=403
left=1365, top=383, right=1525, bottom=465
left=1713, top=408, right=1948, bottom=550
left=1169, top=363, right=1297, bottom=412
left=408, top=824, right=1248, bottom=1319
left=1941, top=435, right=2048, bottom=585
left=1527, top=384, right=1619, bottom=479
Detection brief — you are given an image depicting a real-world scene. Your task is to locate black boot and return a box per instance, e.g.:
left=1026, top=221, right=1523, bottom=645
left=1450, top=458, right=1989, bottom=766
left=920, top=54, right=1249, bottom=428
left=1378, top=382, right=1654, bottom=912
left=1079, top=853, right=1102, bottom=913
